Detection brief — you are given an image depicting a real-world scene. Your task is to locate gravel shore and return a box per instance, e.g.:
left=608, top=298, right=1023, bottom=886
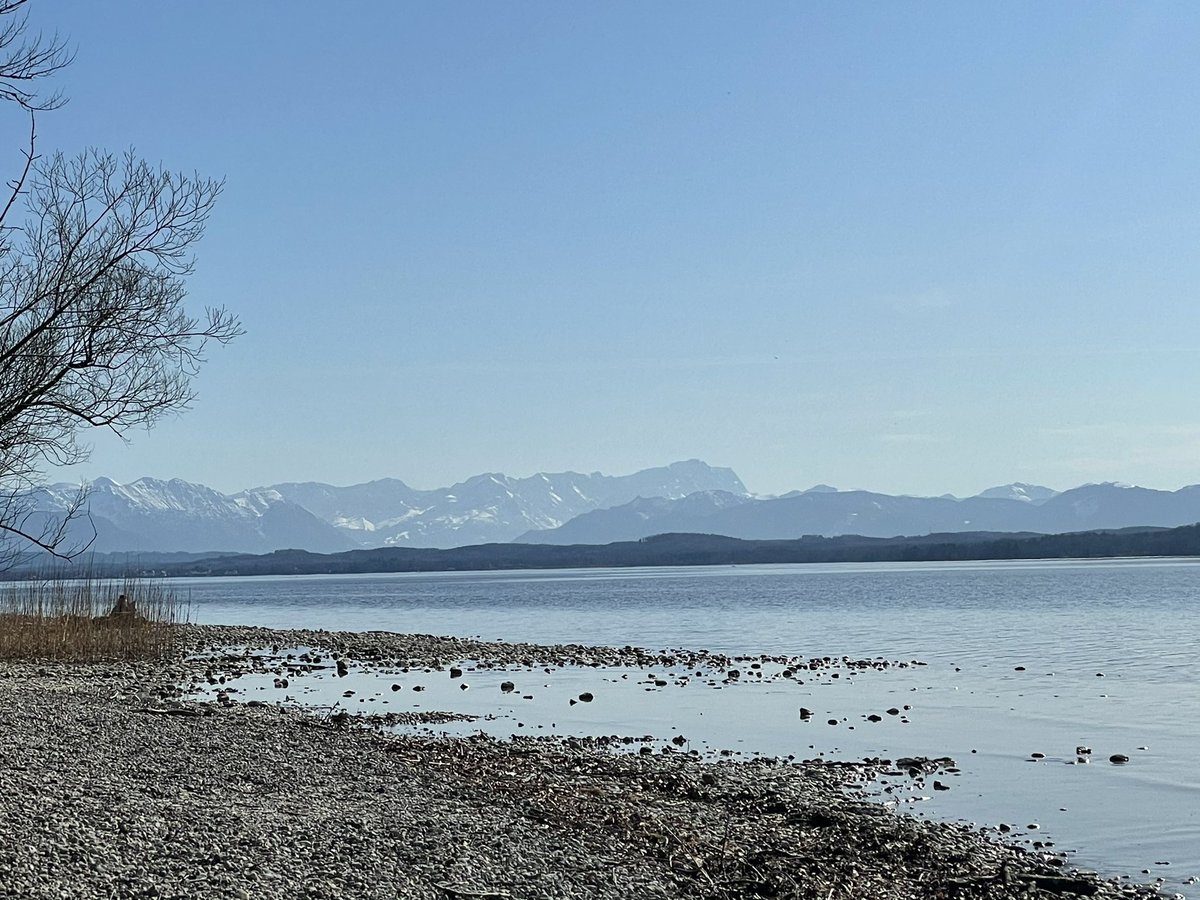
left=0, top=627, right=1165, bottom=899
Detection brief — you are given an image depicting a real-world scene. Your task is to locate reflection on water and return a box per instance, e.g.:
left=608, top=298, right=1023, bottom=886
left=179, top=558, right=1200, bottom=896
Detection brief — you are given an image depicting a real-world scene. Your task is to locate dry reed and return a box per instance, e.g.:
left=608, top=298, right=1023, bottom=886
left=0, top=571, right=186, bottom=662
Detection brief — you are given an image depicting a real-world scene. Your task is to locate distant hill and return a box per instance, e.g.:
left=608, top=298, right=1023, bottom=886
left=519, top=482, right=1200, bottom=544
left=143, top=523, right=1200, bottom=578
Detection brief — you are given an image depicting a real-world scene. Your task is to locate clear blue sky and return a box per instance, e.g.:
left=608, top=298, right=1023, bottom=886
left=16, top=1, right=1200, bottom=496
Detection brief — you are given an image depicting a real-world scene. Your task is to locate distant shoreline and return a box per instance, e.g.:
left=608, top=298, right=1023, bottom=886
left=56, top=521, right=1200, bottom=579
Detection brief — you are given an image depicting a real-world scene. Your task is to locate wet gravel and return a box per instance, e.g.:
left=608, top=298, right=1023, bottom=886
left=0, top=626, right=1168, bottom=899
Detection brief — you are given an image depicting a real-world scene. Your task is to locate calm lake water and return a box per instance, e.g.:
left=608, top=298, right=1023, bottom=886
left=178, top=558, right=1200, bottom=896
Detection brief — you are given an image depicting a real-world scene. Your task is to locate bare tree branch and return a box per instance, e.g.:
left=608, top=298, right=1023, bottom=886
left=0, top=480, right=93, bottom=570
left=0, top=3, right=239, bottom=566
left=0, top=0, right=71, bottom=110
left=0, top=108, right=35, bottom=242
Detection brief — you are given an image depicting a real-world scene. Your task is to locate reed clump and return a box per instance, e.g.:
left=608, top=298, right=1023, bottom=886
left=0, top=571, right=184, bottom=661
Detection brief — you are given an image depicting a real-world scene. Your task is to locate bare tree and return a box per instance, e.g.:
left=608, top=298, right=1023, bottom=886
left=0, top=0, right=70, bottom=111
left=0, top=2, right=241, bottom=566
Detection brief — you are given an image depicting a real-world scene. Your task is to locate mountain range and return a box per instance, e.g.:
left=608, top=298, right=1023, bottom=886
left=518, top=481, right=1200, bottom=544
left=25, top=462, right=1200, bottom=556
left=30, top=460, right=745, bottom=554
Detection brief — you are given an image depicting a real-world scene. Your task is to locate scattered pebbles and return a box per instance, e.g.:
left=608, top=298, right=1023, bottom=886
left=0, top=625, right=1167, bottom=899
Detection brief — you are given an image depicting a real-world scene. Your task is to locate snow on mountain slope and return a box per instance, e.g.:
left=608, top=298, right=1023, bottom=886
left=33, top=477, right=353, bottom=554
left=973, top=482, right=1059, bottom=504
left=29, top=461, right=747, bottom=553
left=38, top=466, right=1187, bottom=555
left=264, top=459, right=748, bottom=549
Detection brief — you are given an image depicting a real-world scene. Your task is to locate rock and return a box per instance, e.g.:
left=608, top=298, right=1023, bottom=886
left=1109, top=754, right=1130, bottom=764
left=109, top=593, right=136, bottom=618
left=449, top=668, right=463, bottom=679
left=336, top=660, right=349, bottom=677
left=500, top=681, right=515, bottom=693
left=578, top=692, right=594, bottom=703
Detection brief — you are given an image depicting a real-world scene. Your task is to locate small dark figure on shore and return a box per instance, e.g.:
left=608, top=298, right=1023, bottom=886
left=110, top=594, right=135, bottom=618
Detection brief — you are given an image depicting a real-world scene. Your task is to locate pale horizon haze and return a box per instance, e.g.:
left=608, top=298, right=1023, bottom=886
left=14, top=2, right=1200, bottom=498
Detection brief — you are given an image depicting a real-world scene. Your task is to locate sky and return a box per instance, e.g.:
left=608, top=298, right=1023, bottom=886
left=11, top=2, right=1200, bottom=497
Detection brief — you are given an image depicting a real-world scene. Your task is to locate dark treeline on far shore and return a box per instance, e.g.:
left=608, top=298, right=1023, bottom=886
left=19, top=522, right=1200, bottom=579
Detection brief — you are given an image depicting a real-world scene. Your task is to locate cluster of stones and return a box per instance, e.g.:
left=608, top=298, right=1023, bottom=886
left=0, top=653, right=1164, bottom=900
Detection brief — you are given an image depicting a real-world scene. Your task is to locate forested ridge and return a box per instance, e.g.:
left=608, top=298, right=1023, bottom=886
left=118, top=523, right=1200, bottom=578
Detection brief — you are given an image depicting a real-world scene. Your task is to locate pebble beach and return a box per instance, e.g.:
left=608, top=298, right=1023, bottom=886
left=0, top=625, right=1165, bottom=899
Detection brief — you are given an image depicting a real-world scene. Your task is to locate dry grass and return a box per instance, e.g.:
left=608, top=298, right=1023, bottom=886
left=0, top=571, right=185, bottom=662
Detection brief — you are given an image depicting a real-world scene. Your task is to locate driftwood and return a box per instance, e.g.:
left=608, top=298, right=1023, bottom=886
left=435, top=884, right=515, bottom=899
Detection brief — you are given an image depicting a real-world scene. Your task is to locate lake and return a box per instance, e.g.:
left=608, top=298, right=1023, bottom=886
left=178, top=558, right=1200, bottom=897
